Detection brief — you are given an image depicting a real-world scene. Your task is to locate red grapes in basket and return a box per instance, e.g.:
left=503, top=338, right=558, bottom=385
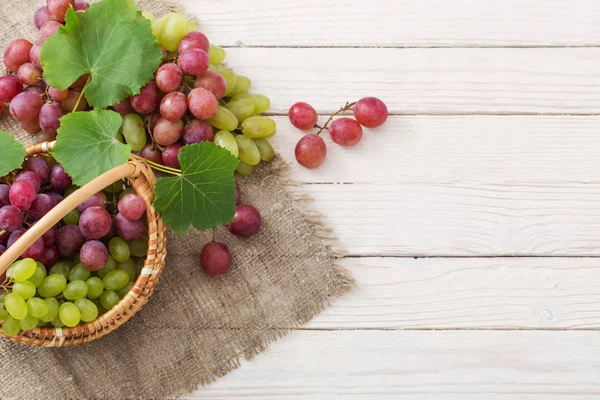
left=288, top=97, right=389, bottom=169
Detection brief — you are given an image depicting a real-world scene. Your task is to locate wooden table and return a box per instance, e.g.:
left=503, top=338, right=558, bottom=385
left=181, top=1, right=600, bottom=398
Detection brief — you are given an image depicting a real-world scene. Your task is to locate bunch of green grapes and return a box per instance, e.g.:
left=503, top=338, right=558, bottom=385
left=114, top=12, right=276, bottom=177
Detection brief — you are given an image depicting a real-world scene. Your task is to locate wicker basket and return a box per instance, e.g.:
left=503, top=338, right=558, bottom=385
left=0, top=141, right=168, bottom=347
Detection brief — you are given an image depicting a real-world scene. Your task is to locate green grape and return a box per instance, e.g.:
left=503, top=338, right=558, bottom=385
left=63, top=209, right=81, bottom=225
left=185, top=21, right=197, bottom=35
left=151, top=13, right=168, bottom=38
left=5, top=293, right=27, bottom=320
left=141, top=11, right=155, bottom=22
left=128, top=238, right=148, bottom=258
left=214, top=130, right=239, bottom=157
left=208, top=107, right=239, bottom=132
left=235, top=135, right=261, bottom=166
left=27, top=298, right=49, bottom=319
left=236, top=161, right=254, bottom=176
left=69, top=263, right=91, bottom=282
left=116, top=282, right=134, bottom=299
left=49, top=261, right=73, bottom=279
left=160, top=13, right=187, bottom=52
left=38, top=274, right=67, bottom=298
left=231, top=93, right=271, bottom=114
left=51, top=317, right=64, bottom=328
left=119, top=187, right=136, bottom=201
left=224, top=99, right=255, bottom=123
left=230, top=75, right=252, bottom=96
left=134, top=258, right=145, bottom=276
left=41, top=298, right=59, bottom=323
left=115, top=130, right=125, bottom=143
left=100, top=290, right=120, bottom=310
left=37, top=321, right=49, bottom=327
left=28, top=262, right=47, bottom=288
left=63, top=281, right=88, bottom=301
left=208, top=45, right=226, bottom=64
left=117, top=259, right=136, bottom=282
left=253, top=138, right=275, bottom=162
left=103, top=270, right=130, bottom=291
left=59, top=302, right=81, bottom=327
left=109, top=237, right=131, bottom=263
left=5, top=264, right=14, bottom=280
left=103, top=181, right=124, bottom=194
left=0, top=302, right=8, bottom=320
left=75, top=299, right=98, bottom=323
left=217, top=68, right=238, bottom=97
left=19, top=315, right=38, bottom=330
left=241, top=116, right=277, bottom=139
left=64, top=185, right=79, bottom=197
left=11, top=259, right=37, bottom=282
left=13, top=281, right=36, bottom=300
left=97, top=256, right=118, bottom=279
left=3, top=316, right=21, bottom=337
left=86, top=277, right=105, bottom=300
left=122, top=114, right=147, bottom=152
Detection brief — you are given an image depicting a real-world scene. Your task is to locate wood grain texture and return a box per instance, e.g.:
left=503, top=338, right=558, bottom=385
left=307, top=257, right=600, bottom=329
left=181, top=0, right=600, bottom=47
left=270, top=116, right=600, bottom=184
left=184, top=330, right=600, bottom=399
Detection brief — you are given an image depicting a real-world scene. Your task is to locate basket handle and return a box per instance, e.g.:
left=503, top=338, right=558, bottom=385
left=0, top=160, right=140, bottom=277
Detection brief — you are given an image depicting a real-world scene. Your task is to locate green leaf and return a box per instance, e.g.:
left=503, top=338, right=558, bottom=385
left=50, top=109, right=130, bottom=186
left=40, top=0, right=162, bottom=108
left=0, top=132, right=25, bottom=178
left=154, top=143, right=240, bottom=234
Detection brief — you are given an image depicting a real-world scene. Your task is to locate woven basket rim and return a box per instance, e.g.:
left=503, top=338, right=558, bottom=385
left=0, top=142, right=168, bottom=347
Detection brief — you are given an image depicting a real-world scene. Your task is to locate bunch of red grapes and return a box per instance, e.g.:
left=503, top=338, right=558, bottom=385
left=289, top=97, right=389, bottom=169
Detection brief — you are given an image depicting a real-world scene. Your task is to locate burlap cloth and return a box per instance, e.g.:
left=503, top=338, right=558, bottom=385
left=0, top=1, right=354, bottom=398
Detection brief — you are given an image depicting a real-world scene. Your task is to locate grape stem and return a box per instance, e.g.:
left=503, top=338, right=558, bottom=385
left=72, top=75, right=92, bottom=113
left=143, top=158, right=181, bottom=176
left=315, top=101, right=357, bottom=136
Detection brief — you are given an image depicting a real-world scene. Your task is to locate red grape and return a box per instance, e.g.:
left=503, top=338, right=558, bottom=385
left=73, top=0, right=90, bottom=11
left=21, top=120, right=41, bottom=134
left=39, top=21, right=63, bottom=44
left=9, top=180, right=37, bottom=210
left=161, top=143, right=184, bottom=169
left=76, top=191, right=106, bottom=212
left=3, top=39, right=33, bottom=72
left=56, top=225, right=86, bottom=257
left=289, top=102, right=318, bottom=130
left=329, top=117, right=363, bottom=146
left=15, top=171, right=42, bottom=192
left=42, top=225, right=58, bottom=246
left=29, top=43, right=42, bottom=69
left=79, top=206, right=112, bottom=240
left=22, top=236, right=45, bottom=260
left=153, top=118, right=184, bottom=146
left=353, top=97, right=388, bottom=128
left=6, top=230, right=23, bottom=249
left=39, top=102, right=65, bottom=135
left=130, top=81, right=160, bottom=114
left=228, top=205, right=261, bottom=237
left=160, top=91, right=188, bottom=121
left=183, top=120, right=214, bottom=144
left=177, top=49, right=209, bottom=77
left=70, top=74, right=89, bottom=89
left=187, top=87, right=217, bottom=120
left=118, top=194, right=146, bottom=221
left=194, top=70, right=227, bottom=99
left=48, top=86, right=69, bottom=102
left=28, top=194, right=55, bottom=221
left=0, top=184, right=9, bottom=207
left=34, top=6, right=51, bottom=30
left=140, top=144, right=163, bottom=165
left=111, top=98, right=134, bottom=115
left=17, top=63, right=41, bottom=86
left=200, top=242, right=231, bottom=277
left=115, top=213, right=146, bottom=241
left=80, top=240, right=109, bottom=271
left=47, top=193, right=64, bottom=206
left=39, top=245, right=60, bottom=268
left=295, top=134, right=327, bottom=169
left=25, top=157, right=49, bottom=181
left=10, top=90, right=44, bottom=122
left=62, top=90, right=88, bottom=112
left=47, top=0, right=71, bottom=22
left=155, top=63, right=182, bottom=93
left=50, top=163, right=72, bottom=190
left=0, top=75, right=23, bottom=102
left=178, top=32, right=210, bottom=54
left=35, top=129, right=55, bottom=142
left=0, top=205, right=24, bottom=232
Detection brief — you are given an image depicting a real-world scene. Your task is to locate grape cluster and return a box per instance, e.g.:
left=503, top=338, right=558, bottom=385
left=289, top=98, right=389, bottom=169
left=0, top=0, right=91, bottom=141
left=0, top=155, right=149, bottom=336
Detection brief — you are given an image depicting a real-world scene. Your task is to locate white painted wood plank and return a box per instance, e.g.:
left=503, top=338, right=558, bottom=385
left=269, top=116, right=600, bottom=184
left=291, top=182, right=600, bottom=256
left=183, top=330, right=600, bottom=399
left=307, top=257, right=600, bottom=329
left=222, top=48, right=600, bottom=114
left=182, top=0, right=600, bottom=47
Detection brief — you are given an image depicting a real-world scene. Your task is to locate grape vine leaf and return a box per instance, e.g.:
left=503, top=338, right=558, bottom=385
left=40, top=0, right=162, bottom=108
left=50, top=109, right=130, bottom=186
left=154, top=143, right=240, bottom=234
left=0, top=132, right=25, bottom=178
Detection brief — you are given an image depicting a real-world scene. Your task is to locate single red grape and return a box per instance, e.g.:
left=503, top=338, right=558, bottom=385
left=353, top=97, right=388, bottom=128
left=3, top=39, right=33, bottom=72
left=289, top=102, right=318, bottom=130
left=295, top=134, right=327, bottom=169
left=228, top=205, right=261, bottom=237
left=200, top=242, right=231, bottom=277
left=329, top=117, right=363, bottom=146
